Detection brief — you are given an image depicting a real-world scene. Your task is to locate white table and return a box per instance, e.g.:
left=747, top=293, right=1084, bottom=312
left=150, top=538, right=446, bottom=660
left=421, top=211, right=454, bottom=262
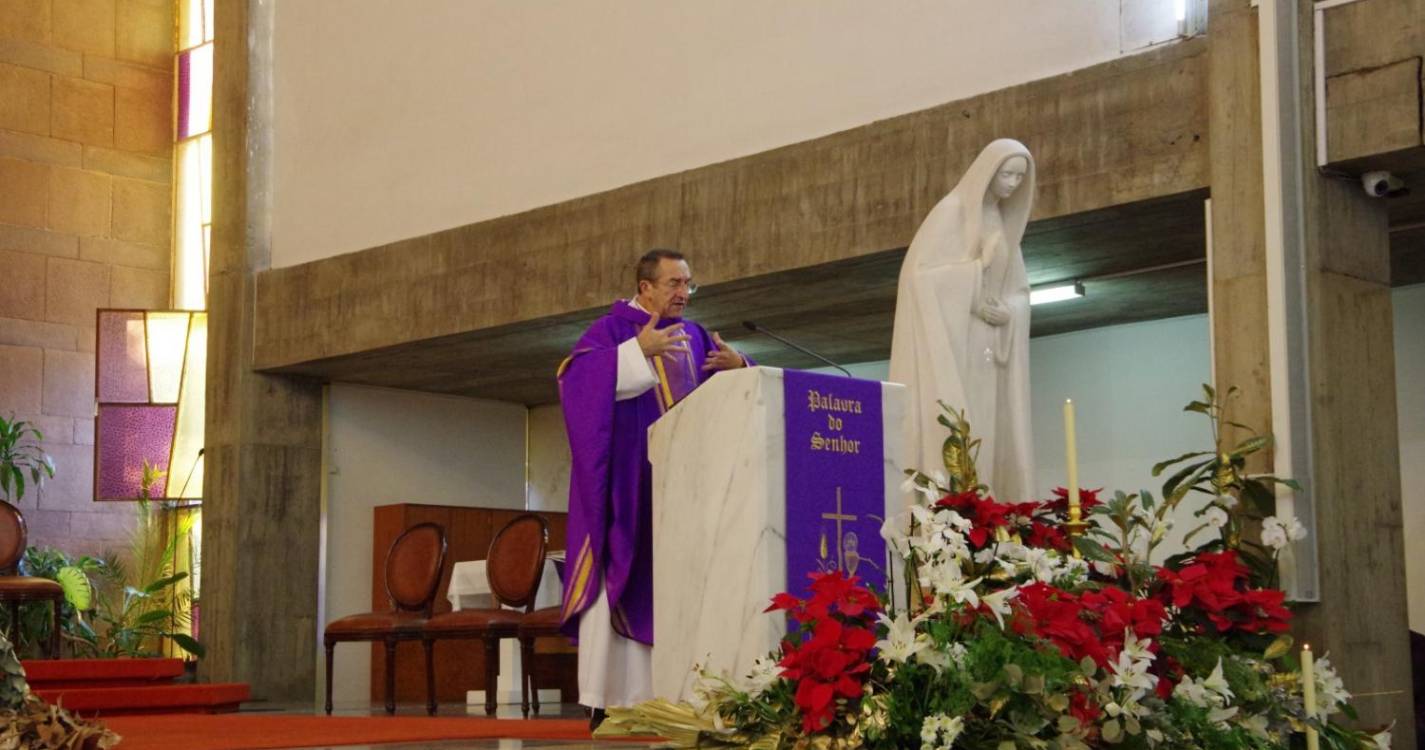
left=446, top=555, right=563, bottom=706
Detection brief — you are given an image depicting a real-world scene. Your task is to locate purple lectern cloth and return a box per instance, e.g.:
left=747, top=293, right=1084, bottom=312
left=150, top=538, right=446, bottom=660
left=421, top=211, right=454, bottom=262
left=557, top=300, right=727, bottom=645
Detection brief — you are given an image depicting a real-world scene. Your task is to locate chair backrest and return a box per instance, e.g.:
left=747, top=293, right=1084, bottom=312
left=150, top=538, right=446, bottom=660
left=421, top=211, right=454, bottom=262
left=485, top=514, right=548, bottom=612
left=0, top=501, right=27, bottom=574
left=383, top=522, right=448, bottom=615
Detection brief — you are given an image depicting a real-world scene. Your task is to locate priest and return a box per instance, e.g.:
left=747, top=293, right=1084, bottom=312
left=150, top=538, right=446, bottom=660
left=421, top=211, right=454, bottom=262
left=557, top=248, right=748, bottom=724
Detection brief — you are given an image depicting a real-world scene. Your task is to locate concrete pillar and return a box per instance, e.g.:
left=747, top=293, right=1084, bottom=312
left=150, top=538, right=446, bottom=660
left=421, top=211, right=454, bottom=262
left=200, top=0, right=324, bottom=702
left=1210, top=0, right=1415, bottom=739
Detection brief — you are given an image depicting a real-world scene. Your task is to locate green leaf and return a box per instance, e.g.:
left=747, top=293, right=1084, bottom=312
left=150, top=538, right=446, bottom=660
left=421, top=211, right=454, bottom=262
left=1183, top=401, right=1212, bottom=414
left=1073, top=537, right=1117, bottom=563
left=133, top=609, right=171, bottom=626
left=1160, top=458, right=1212, bottom=497
left=1181, top=523, right=1211, bottom=546
left=56, top=566, right=92, bottom=610
left=1240, top=481, right=1277, bottom=515
left=143, top=571, right=189, bottom=594
left=1232, top=434, right=1271, bottom=456
left=1145, top=450, right=1214, bottom=479
left=1263, top=634, right=1294, bottom=660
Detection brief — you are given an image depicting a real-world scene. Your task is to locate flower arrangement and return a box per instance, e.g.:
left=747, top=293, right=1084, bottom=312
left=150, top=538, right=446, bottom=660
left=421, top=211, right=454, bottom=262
left=596, top=386, right=1391, bottom=750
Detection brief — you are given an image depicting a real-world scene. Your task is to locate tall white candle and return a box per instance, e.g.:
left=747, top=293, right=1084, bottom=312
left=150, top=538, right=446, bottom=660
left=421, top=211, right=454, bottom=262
left=1302, top=644, right=1319, bottom=750
left=1064, top=399, right=1080, bottom=513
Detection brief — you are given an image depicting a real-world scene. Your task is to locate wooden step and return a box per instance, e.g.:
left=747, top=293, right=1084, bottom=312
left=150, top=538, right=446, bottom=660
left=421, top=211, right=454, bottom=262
left=22, top=658, right=185, bottom=689
left=33, top=683, right=250, bottom=716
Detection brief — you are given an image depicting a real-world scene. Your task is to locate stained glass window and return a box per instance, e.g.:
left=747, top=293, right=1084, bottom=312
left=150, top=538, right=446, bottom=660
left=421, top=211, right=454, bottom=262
left=95, top=310, right=207, bottom=501
left=174, top=0, right=214, bottom=311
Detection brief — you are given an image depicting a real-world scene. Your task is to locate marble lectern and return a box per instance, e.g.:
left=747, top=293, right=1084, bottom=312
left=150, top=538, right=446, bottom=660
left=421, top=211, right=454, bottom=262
left=647, top=366, right=907, bottom=701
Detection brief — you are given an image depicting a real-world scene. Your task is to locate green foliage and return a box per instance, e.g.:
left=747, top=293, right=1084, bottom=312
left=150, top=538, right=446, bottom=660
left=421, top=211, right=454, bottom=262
left=0, top=547, right=102, bottom=659
left=0, top=415, right=55, bottom=504
left=75, top=498, right=203, bottom=659
left=1152, top=385, right=1300, bottom=587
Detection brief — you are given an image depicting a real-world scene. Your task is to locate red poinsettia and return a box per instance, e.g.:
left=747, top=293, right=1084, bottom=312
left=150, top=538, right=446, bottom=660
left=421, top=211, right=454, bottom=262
left=1014, top=582, right=1166, bottom=669
left=1041, top=486, right=1104, bottom=515
left=1156, top=550, right=1291, bottom=634
left=935, top=490, right=1015, bottom=547
left=765, top=571, right=880, bottom=733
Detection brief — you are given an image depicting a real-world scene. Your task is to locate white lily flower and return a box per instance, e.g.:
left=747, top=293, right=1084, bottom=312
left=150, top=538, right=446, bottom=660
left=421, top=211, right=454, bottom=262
left=916, top=639, right=952, bottom=674
left=1371, top=728, right=1392, bottom=750
left=739, top=655, right=781, bottom=697
left=1174, top=676, right=1211, bottom=707
left=1238, top=713, right=1270, bottom=739
left=981, top=587, right=1019, bottom=629
left=1202, top=658, right=1234, bottom=703
left=1207, top=705, right=1239, bottom=724
left=875, top=611, right=925, bottom=665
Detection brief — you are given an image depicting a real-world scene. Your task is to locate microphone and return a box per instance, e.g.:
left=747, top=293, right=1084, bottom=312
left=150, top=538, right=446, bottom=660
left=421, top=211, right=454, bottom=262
left=741, top=321, right=853, bottom=377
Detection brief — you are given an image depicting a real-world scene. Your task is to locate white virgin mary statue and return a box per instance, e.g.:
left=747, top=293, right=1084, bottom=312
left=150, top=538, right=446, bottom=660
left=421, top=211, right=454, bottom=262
left=889, top=138, right=1035, bottom=501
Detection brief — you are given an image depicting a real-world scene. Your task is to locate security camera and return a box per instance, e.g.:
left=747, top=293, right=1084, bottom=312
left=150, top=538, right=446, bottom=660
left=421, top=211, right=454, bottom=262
left=1360, top=170, right=1404, bottom=198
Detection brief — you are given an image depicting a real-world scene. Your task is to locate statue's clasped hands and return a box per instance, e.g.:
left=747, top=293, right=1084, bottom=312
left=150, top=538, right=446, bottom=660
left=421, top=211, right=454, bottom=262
left=976, top=296, right=1011, bottom=327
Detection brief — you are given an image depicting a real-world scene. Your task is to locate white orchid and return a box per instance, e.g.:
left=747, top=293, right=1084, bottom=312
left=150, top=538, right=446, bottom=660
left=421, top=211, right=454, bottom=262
left=1371, top=727, right=1393, bottom=750
left=1261, top=515, right=1308, bottom=551
left=1204, top=505, right=1229, bottom=529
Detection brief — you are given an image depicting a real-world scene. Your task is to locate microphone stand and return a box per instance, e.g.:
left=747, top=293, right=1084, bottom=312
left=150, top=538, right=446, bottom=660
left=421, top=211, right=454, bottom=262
left=741, top=321, right=853, bottom=377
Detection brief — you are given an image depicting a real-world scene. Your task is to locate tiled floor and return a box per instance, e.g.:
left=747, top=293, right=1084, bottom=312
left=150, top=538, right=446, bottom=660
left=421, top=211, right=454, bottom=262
left=229, top=702, right=655, bottom=750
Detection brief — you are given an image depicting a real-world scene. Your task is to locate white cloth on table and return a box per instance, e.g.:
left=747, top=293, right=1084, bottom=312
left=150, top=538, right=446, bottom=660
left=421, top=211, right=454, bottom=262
left=573, top=323, right=657, bottom=709
left=446, top=557, right=563, bottom=611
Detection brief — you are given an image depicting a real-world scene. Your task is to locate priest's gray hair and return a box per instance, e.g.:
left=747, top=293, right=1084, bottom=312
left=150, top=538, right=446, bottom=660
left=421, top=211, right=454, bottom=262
left=635, top=248, right=685, bottom=289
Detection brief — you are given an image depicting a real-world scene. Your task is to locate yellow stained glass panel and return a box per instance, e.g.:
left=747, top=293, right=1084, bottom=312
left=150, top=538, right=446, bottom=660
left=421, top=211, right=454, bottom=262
left=174, top=136, right=209, bottom=310
left=146, top=312, right=190, bottom=403
left=167, top=313, right=207, bottom=499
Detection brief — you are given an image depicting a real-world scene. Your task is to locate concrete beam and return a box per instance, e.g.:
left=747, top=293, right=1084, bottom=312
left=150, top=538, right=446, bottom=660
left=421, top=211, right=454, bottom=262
left=252, top=38, right=1209, bottom=372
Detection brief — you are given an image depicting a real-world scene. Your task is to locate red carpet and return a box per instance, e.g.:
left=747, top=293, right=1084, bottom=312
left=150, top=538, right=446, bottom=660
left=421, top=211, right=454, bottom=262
left=100, top=714, right=600, bottom=749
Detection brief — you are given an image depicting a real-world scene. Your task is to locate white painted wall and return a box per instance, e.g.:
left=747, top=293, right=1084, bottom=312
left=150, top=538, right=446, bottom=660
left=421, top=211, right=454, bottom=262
left=1392, top=284, right=1425, bottom=632
left=270, top=0, right=1187, bottom=268
left=317, top=384, right=527, bottom=706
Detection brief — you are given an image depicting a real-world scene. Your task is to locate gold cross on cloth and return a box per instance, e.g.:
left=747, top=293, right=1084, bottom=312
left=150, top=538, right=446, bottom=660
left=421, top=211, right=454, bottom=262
left=821, top=487, right=858, bottom=572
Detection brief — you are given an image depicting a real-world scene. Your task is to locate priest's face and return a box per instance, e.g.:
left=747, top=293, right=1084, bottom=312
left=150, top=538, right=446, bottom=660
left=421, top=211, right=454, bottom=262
left=638, top=258, right=693, bottom=318
left=990, top=155, right=1028, bottom=200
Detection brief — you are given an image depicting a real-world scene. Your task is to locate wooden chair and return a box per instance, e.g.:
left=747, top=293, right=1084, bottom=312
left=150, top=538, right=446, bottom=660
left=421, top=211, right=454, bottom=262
left=0, top=501, right=63, bottom=658
left=324, top=522, right=447, bottom=716
left=515, top=604, right=563, bottom=716
left=422, top=513, right=547, bottom=716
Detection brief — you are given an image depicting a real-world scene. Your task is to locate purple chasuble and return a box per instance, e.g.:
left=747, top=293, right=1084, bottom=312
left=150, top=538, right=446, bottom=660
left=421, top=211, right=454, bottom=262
left=557, top=300, right=725, bottom=645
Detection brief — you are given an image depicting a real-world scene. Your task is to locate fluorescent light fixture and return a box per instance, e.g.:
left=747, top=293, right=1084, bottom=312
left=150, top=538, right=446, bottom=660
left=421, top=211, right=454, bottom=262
left=1030, top=282, right=1085, bottom=306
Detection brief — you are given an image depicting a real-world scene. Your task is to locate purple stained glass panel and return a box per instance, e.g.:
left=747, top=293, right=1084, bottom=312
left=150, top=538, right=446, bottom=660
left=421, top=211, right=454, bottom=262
left=177, top=49, right=192, bottom=139
left=97, top=405, right=176, bottom=500
left=98, top=311, right=148, bottom=403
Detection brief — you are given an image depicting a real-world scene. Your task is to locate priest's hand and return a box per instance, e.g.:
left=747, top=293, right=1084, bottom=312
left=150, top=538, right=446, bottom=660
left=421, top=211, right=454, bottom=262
left=976, top=297, right=1011, bottom=327
left=702, top=332, right=747, bottom=371
left=637, top=313, right=691, bottom=359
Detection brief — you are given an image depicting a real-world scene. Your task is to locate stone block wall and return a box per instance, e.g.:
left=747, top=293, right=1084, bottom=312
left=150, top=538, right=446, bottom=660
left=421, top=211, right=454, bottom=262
left=0, top=0, right=173, bottom=558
